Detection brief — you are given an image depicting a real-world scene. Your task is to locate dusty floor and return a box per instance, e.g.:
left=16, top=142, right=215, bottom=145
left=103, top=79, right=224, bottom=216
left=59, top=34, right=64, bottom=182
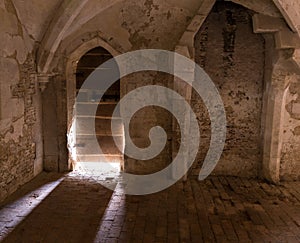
left=0, top=172, right=300, bottom=243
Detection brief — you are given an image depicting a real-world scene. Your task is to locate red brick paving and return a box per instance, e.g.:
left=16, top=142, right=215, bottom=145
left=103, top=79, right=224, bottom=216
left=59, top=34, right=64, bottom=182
left=0, top=172, right=300, bottom=243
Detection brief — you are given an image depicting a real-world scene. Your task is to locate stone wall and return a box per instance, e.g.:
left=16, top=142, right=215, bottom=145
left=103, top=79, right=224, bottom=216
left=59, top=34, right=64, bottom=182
left=192, top=2, right=265, bottom=178
left=121, top=72, right=173, bottom=175
left=280, top=75, right=300, bottom=180
left=0, top=1, right=43, bottom=202
left=42, top=75, right=68, bottom=173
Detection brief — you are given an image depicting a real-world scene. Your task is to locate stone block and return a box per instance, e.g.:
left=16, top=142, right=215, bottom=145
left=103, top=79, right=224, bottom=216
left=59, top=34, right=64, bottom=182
left=275, top=29, right=300, bottom=49
left=187, top=15, right=207, bottom=33
left=252, top=14, right=285, bottom=33
left=179, top=31, right=195, bottom=47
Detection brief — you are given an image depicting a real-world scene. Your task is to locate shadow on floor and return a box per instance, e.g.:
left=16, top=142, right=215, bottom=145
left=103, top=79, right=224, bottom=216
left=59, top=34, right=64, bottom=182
left=1, top=173, right=113, bottom=243
left=0, top=172, right=65, bottom=208
left=1, top=174, right=300, bottom=242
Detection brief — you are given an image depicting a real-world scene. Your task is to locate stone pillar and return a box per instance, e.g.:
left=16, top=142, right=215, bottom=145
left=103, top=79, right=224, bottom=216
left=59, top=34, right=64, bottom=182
left=172, top=45, right=195, bottom=181
left=262, top=67, right=288, bottom=183
left=39, top=73, right=60, bottom=172
left=261, top=33, right=300, bottom=183
left=171, top=0, right=216, bottom=181
left=37, top=74, right=51, bottom=92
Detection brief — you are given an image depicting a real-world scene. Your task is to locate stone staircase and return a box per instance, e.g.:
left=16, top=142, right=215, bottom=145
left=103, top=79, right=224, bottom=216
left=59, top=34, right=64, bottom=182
left=74, top=47, right=123, bottom=168
left=75, top=100, right=123, bottom=163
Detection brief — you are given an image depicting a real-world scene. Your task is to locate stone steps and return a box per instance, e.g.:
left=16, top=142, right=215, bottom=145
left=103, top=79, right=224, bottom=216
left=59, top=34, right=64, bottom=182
left=76, top=116, right=123, bottom=136
left=75, top=135, right=123, bottom=155
left=74, top=47, right=122, bottom=164
left=75, top=100, right=123, bottom=163
left=76, top=154, right=123, bottom=163
left=76, top=102, right=120, bottom=117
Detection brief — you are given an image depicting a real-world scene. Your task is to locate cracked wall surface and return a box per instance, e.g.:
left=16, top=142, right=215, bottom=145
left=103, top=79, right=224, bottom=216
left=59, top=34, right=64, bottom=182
left=0, top=1, right=43, bottom=202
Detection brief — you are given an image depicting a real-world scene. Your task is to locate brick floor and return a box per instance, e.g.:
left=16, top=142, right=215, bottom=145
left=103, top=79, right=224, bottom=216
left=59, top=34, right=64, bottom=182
left=0, top=172, right=300, bottom=243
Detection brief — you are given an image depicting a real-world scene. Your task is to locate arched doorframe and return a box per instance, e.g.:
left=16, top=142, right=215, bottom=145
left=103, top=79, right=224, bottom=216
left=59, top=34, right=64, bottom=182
left=65, top=37, right=121, bottom=170
left=173, top=0, right=300, bottom=183
left=37, top=0, right=121, bottom=74
left=39, top=35, right=121, bottom=172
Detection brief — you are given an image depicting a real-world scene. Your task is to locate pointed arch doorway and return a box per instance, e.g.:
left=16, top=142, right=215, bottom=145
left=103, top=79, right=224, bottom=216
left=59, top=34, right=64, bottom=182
left=67, top=45, right=124, bottom=176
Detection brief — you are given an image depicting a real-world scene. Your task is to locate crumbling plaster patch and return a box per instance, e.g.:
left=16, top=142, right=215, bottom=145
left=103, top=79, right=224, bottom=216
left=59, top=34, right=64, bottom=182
left=281, top=75, right=300, bottom=180
left=0, top=1, right=34, bottom=64
left=0, top=57, right=23, bottom=123
left=56, top=0, right=203, bottom=70
left=0, top=54, right=41, bottom=202
left=0, top=1, right=43, bottom=202
left=119, top=0, right=194, bottom=50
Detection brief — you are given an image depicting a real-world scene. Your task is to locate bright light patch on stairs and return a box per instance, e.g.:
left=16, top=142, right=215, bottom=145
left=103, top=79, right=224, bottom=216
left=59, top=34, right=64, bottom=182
left=68, top=47, right=124, bottom=176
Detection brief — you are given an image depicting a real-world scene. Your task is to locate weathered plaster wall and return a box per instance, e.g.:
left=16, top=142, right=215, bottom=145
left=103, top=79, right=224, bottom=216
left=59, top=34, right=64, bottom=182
left=59, top=0, right=202, bottom=54
left=0, top=0, right=44, bottom=202
left=281, top=75, right=300, bottom=180
left=55, top=0, right=204, bottom=175
left=192, top=2, right=265, bottom=177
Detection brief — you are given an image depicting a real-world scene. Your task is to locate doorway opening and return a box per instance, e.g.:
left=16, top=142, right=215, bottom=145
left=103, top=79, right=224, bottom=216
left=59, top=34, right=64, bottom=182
left=72, top=47, right=124, bottom=177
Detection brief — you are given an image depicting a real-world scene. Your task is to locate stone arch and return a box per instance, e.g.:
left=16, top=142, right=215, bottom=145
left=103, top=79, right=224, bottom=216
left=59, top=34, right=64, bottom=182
left=37, top=0, right=121, bottom=75
left=173, top=0, right=300, bottom=183
left=65, top=36, right=121, bottom=132
left=37, top=0, right=90, bottom=74
left=65, top=37, right=121, bottom=170
left=175, top=0, right=300, bottom=59
left=42, top=36, right=121, bottom=172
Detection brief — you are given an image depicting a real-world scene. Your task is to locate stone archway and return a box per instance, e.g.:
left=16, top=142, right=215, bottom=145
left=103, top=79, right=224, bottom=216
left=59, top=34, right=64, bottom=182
left=41, top=36, right=122, bottom=172
left=66, top=37, right=122, bottom=172
left=69, top=46, right=123, bottom=173
left=173, top=0, right=300, bottom=183
left=37, top=0, right=121, bottom=75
